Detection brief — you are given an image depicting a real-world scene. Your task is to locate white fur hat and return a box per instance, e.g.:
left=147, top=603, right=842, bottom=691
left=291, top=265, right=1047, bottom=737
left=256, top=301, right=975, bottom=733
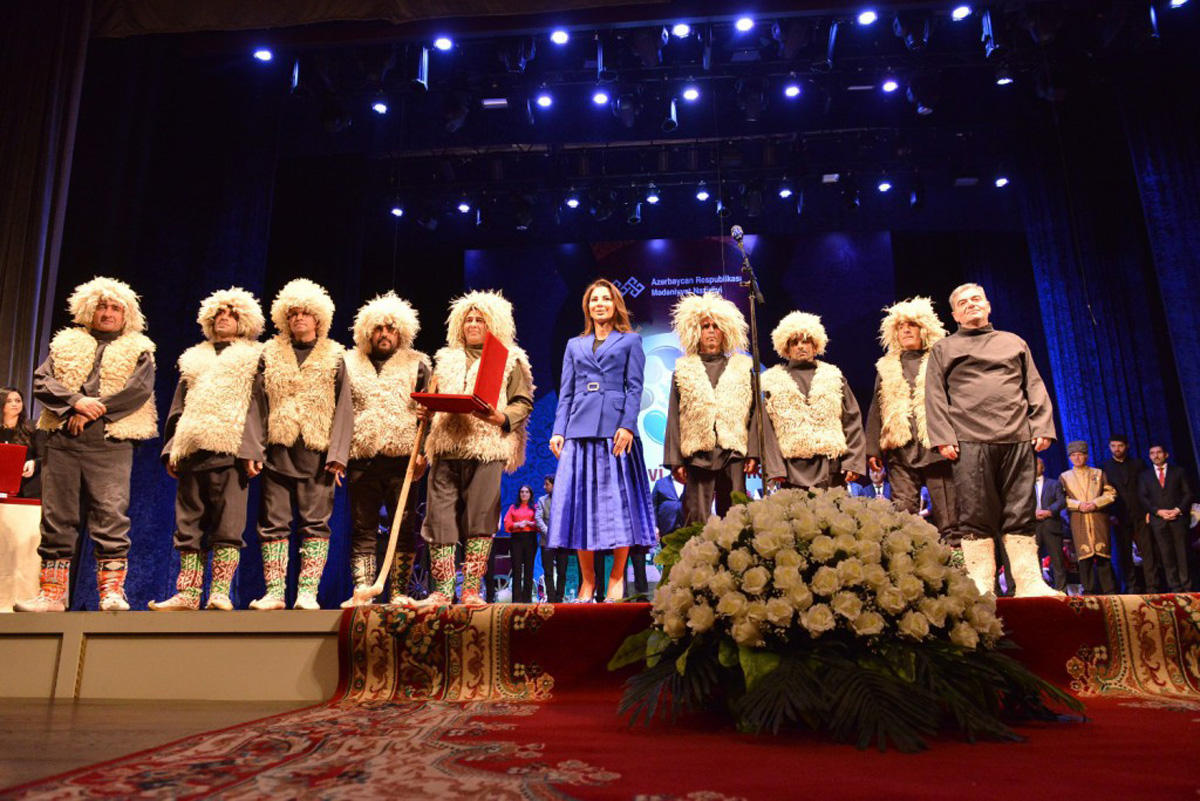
left=197, top=287, right=265, bottom=342
left=445, top=290, right=516, bottom=347
left=670, top=291, right=749, bottom=356
left=68, top=276, right=145, bottom=333
left=352, top=292, right=420, bottom=351
left=270, top=278, right=335, bottom=339
left=878, top=296, right=947, bottom=354
left=771, top=311, right=828, bottom=359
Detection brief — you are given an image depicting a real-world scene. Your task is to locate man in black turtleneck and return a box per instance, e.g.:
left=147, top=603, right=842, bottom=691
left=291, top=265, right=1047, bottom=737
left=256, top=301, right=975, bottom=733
left=1100, top=434, right=1156, bottom=593
left=925, top=282, right=1058, bottom=598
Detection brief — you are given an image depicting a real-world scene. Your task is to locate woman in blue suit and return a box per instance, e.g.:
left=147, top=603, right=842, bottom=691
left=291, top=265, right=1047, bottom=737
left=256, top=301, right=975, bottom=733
left=548, top=279, right=656, bottom=602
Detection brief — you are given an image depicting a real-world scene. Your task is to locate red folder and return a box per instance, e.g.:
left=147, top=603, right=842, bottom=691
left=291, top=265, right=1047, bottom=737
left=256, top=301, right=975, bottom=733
left=412, top=332, right=508, bottom=414
left=0, top=443, right=28, bottom=496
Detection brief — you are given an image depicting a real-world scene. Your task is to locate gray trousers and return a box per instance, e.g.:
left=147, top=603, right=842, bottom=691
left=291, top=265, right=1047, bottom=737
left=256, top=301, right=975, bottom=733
left=683, top=461, right=746, bottom=527
left=174, top=465, right=249, bottom=551
left=348, top=456, right=418, bottom=558
left=888, top=455, right=960, bottom=547
left=258, top=468, right=336, bottom=542
left=39, top=443, right=133, bottom=560
left=952, top=441, right=1036, bottom=541
left=421, top=458, right=503, bottom=546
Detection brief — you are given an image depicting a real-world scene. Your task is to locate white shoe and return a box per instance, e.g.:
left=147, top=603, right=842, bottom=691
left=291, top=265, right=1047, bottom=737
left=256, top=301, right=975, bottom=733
left=205, top=594, right=234, bottom=611
left=148, top=593, right=198, bottom=611
left=14, top=594, right=67, bottom=613
left=99, top=593, right=131, bottom=612
left=293, top=592, right=320, bottom=610
left=249, top=594, right=286, bottom=610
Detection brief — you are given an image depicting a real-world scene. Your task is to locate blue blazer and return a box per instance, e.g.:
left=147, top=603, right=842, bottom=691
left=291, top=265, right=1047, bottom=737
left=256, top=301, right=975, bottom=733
left=552, top=330, right=645, bottom=439
left=651, top=475, right=684, bottom=534
left=1035, top=476, right=1067, bottom=535
left=853, top=481, right=892, bottom=500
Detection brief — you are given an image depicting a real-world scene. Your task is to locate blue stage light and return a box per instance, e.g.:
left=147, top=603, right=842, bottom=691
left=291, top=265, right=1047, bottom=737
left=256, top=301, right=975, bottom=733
left=592, top=90, right=610, bottom=106
left=1169, top=0, right=1187, bottom=7
left=682, top=85, right=700, bottom=102
left=390, top=206, right=404, bottom=217
left=784, top=83, right=801, bottom=98
left=372, top=101, right=388, bottom=115
left=877, top=180, right=893, bottom=193
left=994, top=176, right=1010, bottom=188
left=646, top=185, right=661, bottom=204
left=882, top=78, right=899, bottom=93
left=672, top=23, right=691, bottom=38
left=695, top=182, right=710, bottom=201
left=536, top=92, right=553, bottom=108
left=857, top=10, right=878, bottom=25
left=951, top=5, right=972, bottom=21
left=550, top=29, right=570, bottom=45
left=779, top=186, right=794, bottom=199
left=735, top=17, right=754, bottom=32
left=253, top=49, right=273, bottom=62
left=565, top=192, right=581, bottom=209
left=433, top=37, right=453, bottom=51
left=457, top=200, right=471, bottom=214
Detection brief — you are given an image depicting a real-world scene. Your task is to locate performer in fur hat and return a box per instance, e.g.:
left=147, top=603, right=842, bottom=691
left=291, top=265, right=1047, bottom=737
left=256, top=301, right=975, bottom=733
left=340, top=292, right=430, bottom=607
left=1060, top=441, right=1118, bottom=594
left=663, top=292, right=760, bottom=526
left=865, top=297, right=959, bottom=548
left=418, top=290, right=533, bottom=605
left=18, top=277, right=157, bottom=612
left=150, top=288, right=265, bottom=611
left=760, top=311, right=866, bottom=489
left=243, top=278, right=353, bottom=610
left=925, top=283, right=1060, bottom=598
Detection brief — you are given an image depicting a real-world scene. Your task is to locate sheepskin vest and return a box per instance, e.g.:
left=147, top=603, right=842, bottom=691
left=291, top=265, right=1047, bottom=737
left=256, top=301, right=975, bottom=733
left=344, top=348, right=429, bottom=460
left=674, top=353, right=754, bottom=458
left=169, top=340, right=262, bottom=465
left=875, top=351, right=932, bottom=452
left=760, top=361, right=847, bottom=460
left=262, top=335, right=344, bottom=452
left=424, top=345, right=531, bottom=472
left=38, top=327, right=157, bottom=440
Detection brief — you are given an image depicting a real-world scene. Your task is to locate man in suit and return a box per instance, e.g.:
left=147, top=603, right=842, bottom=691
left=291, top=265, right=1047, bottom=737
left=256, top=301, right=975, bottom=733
left=652, top=470, right=686, bottom=535
left=1033, top=457, right=1069, bottom=591
left=1101, top=434, right=1156, bottom=593
left=1138, top=444, right=1194, bottom=593
left=852, top=464, right=892, bottom=500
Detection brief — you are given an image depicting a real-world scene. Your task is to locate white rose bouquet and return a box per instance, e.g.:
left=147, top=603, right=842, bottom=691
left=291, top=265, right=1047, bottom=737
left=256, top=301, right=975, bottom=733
left=611, top=489, right=1081, bottom=751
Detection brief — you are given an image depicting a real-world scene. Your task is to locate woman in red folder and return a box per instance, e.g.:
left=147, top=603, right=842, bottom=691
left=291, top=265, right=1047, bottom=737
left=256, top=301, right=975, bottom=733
left=548, top=279, right=656, bottom=603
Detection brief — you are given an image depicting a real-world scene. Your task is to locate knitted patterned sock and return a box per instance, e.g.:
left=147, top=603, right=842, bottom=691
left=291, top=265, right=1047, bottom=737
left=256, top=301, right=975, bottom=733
left=176, top=551, right=204, bottom=602
left=461, top=537, right=492, bottom=597
left=209, top=546, right=240, bottom=598
left=38, top=559, right=71, bottom=604
left=388, top=552, right=415, bottom=601
left=429, top=544, right=457, bottom=598
left=298, top=538, right=330, bottom=597
left=97, top=559, right=128, bottom=601
left=351, top=552, right=377, bottom=589
left=260, top=539, right=289, bottom=599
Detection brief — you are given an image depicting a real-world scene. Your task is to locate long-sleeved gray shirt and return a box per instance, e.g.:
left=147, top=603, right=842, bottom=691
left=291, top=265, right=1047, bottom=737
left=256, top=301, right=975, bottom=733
left=924, top=325, right=1056, bottom=446
left=662, top=353, right=761, bottom=470
left=33, top=329, right=156, bottom=452
left=761, top=359, right=867, bottom=487
left=865, top=349, right=942, bottom=469
left=242, top=339, right=355, bottom=477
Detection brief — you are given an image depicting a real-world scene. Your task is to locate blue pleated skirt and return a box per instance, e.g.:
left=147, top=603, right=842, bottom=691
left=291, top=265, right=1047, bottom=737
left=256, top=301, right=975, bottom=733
left=547, top=436, right=657, bottom=551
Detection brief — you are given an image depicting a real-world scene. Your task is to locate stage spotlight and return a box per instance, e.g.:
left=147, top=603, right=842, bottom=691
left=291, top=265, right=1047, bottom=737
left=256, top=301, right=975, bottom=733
left=682, top=85, right=700, bottom=102
left=742, top=182, right=764, bottom=217
left=893, top=13, right=931, bottom=51
left=1169, top=0, right=1188, bottom=7
left=995, top=66, right=1014, bottom=85
left=592, top=89, right=610, bottom=105
left=695, top=181, right=710, bottom=201
left=433, top=36, right=453, bottom=51
left=735, top=17, right=755, bottom=32
left=662, top=98, right=679, bottom=132
left=550, top=29, right=570, bottom=45
left=253, top=48, right=273, bottom=62
left=632, top=27, right=668, bottom=68
left=906, top=83, right=936, bottom=115
left=909, top=179, right=925, bottom=209
left=565, top=188, right=581, bottom=209
left=981, top=9, right=1004, bottom=58
left=784, top=82, right=801, bottom=98
left=857, top=10, right=878, bottom=26
left=444, top=92, right=471, bottom=133
left=612, top=92, right=641, bottom=128
left=646, top=184, right=661, bottom=204
left=536, top=91, right=553, bottom=108
left=371, top=99, right=389, bottom=115
left=390, top=205, right=404, bottom=218
left=952, top=5, right=972, bottom=21
left=590, top=190, right=616, bottom=221
left=736, top=78, right=767, bottom=123
left=415, top=206, right=438, bottom=231
left=672, top=23, right=691, bottom=38
left=779, top=183, right=794, bottom=199
left=627, top=201, right=643, bottom=225
left=882, top=78, right=900, bottom=93
left=878, top=180, right=893, bottom=193
left=457, top=199, right=471, bottom=214
left=995, top=176, right=1010, bottom=188
left=844, top=188, right=862, bottom=210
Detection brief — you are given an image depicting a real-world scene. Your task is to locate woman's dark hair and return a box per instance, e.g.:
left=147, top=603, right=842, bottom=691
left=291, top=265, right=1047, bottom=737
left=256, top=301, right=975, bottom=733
left=1, top=386, right=33, bottom=446
left=515, top=484, right=535, bottom=508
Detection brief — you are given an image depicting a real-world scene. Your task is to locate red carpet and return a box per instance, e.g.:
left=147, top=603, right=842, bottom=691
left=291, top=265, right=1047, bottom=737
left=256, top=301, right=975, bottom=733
left=4, top=596, right=1199, bottom=800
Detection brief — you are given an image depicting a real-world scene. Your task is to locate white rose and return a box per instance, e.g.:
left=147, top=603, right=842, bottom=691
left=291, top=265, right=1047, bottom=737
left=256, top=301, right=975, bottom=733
left=716, top=591, right=749, bottom=618
left=862, top=563, right=889, bottom=590
left=967, top=602, right=999, bottom=633
left=897, top=610, right=931, bottom=640
left=948, top=571, right=982, bottom=603
left=687, top=602, right=716, bottom=633
left=886, top=532, right=913, bottom=555
left=731, top=618, right=764, bottom=647
left=773, top=564, right=802, bottom=591
left=707, top=570, right=737, bottom=597
left=888, top=553, right=916, bottom=576
left=670, top=565, right=694, bottom=589
left=670, top=587, right=696, bottom=615
left=950, top=620, right=980, bottom=649
left=852, top=610, right=886, bottom=636
left=828, top=512, right=858, bottom=539
left=716, top=520, right=742, bottom=550
left=857, top=518, right=884, bottom=542
left=775, top=549, right=805, bottom=570
left=810, top=565, right=840, bottom=596
left=915, top=561, right=947, bottom=589
left=663, top=612, right=687, bottom=639
left=877, top=585, right=908, bottom=615
left=727, top=548, right=754, bottom=575
left=856, top=539, right=883, bottom=564
left=701, top=518, right=722, bottom=542
left=765, top=597, right=794, bottom=627
left=832, top=533, right=858, bottom=556
left=695, top=540, right=721, bottom=566
left=802, top=603, right=837, bottom=636
left=942, top=593, right=967, bottom=617
left=837, top=557, right=866, bottom=587
left=809, top=535, right=837, bottom=563
left=743, top=600, right=768, bottom=624
left=750, top=532, right=780, bottom=559
left=741, top=566, right=771, bottom=596
left=831, top=590, right=863, bottom=620
left=918, top=597, right=948, bottom=628
left=652, top=584, right=672, bottom=612
left=787, top=582, right=814, bottom=611
left=791, top=510, right=820, bottom=540
left=690, top=562, right=715, bottom=588
left=897, top=574, right=926, bottom=603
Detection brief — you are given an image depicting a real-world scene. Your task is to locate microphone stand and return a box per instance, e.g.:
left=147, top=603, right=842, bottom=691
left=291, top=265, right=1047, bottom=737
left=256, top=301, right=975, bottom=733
left=731, top=225, right=768, bottom=494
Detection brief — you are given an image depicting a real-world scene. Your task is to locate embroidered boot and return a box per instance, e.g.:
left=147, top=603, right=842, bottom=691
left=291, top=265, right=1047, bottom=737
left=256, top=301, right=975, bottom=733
left=388, top=551, right=416, bottom=605
left=98, top=558, right=131, bottom=611
left=417, top=544, right=456, bottom=605
left=294, top=537, right=329, bottom=610
left=959, top=537, right=996, bottom=597
left=206, top=546, right=239, bottom=610
left=149, top=551, right=203, bottom=611
left=460, top=536, right=492, bottom=605
left=250, top=539, right=288, bottom=610
left=14, top=559, right=71, bottom=613
left=340, top=552, right=378, bottom=608
left=1003, top=533, right=1065, bottom=598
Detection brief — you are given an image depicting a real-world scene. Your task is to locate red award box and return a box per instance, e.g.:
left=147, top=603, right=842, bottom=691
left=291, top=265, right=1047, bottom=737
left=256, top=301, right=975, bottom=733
left=0, top=443, right=28, bottom=497
left=412, top=332, right=508, bottom=414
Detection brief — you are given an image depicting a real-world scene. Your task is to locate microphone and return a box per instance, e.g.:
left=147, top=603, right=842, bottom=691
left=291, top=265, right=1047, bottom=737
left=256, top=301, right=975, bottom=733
left=730, top=224, right=744, bottom=242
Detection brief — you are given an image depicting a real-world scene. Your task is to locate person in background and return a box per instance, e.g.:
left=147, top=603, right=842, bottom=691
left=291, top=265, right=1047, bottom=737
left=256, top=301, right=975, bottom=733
left=1033, top=457, right=1068, bottom=591
left=535, top=474, right=568, bottom=602
left=651, top=469, right=686, bottom=535
left=1101, top=434, right=1155, bottom=593
left=1060, top=441, right=1118, bottom=594
left=1, top=387, right=45, bottom=498
left=1138, top=444, right=1193, bottom=593
left=852, top=464, right=892, bottom=500
left=504, top=484, right=539, bottom=603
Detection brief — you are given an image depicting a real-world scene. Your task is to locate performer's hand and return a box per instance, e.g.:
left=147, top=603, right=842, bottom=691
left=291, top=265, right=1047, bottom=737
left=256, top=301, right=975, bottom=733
left=22, top=460, right=35, bottom=478
left=672, top=465, right=687, bottom=483
left=166, top=461, right=178, bottom=479
left=1079, top=501, right=1095, bottom=513
left=67, top=413, right=88, bottom=436
left=843, top=470, right=860, bottom=484
left=612, top=427, right=634, bottom=457
left=326, top=461, right=346, bottom=487
left=1156, top=509, right=1172, bottom=520
left=867, top=455, right=884, bottom=472
left=549, top=435, right=564, bottom=458
left=415, top=404, right=432, bottom=423
left=412, top=453, right=428, bottom=481
left=73, top=397, right=106, bottom=420
left=242, top=459, right=263, bottom=478
left=1032, top=437, right=1051, bottom=452
left=472, top=401, right=505, bottom=427
left=936, top=444, right=959, bottom=461
left=1036, top=509, right=1052, bottom=520
left=744, top=458, right=759, bottom=476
